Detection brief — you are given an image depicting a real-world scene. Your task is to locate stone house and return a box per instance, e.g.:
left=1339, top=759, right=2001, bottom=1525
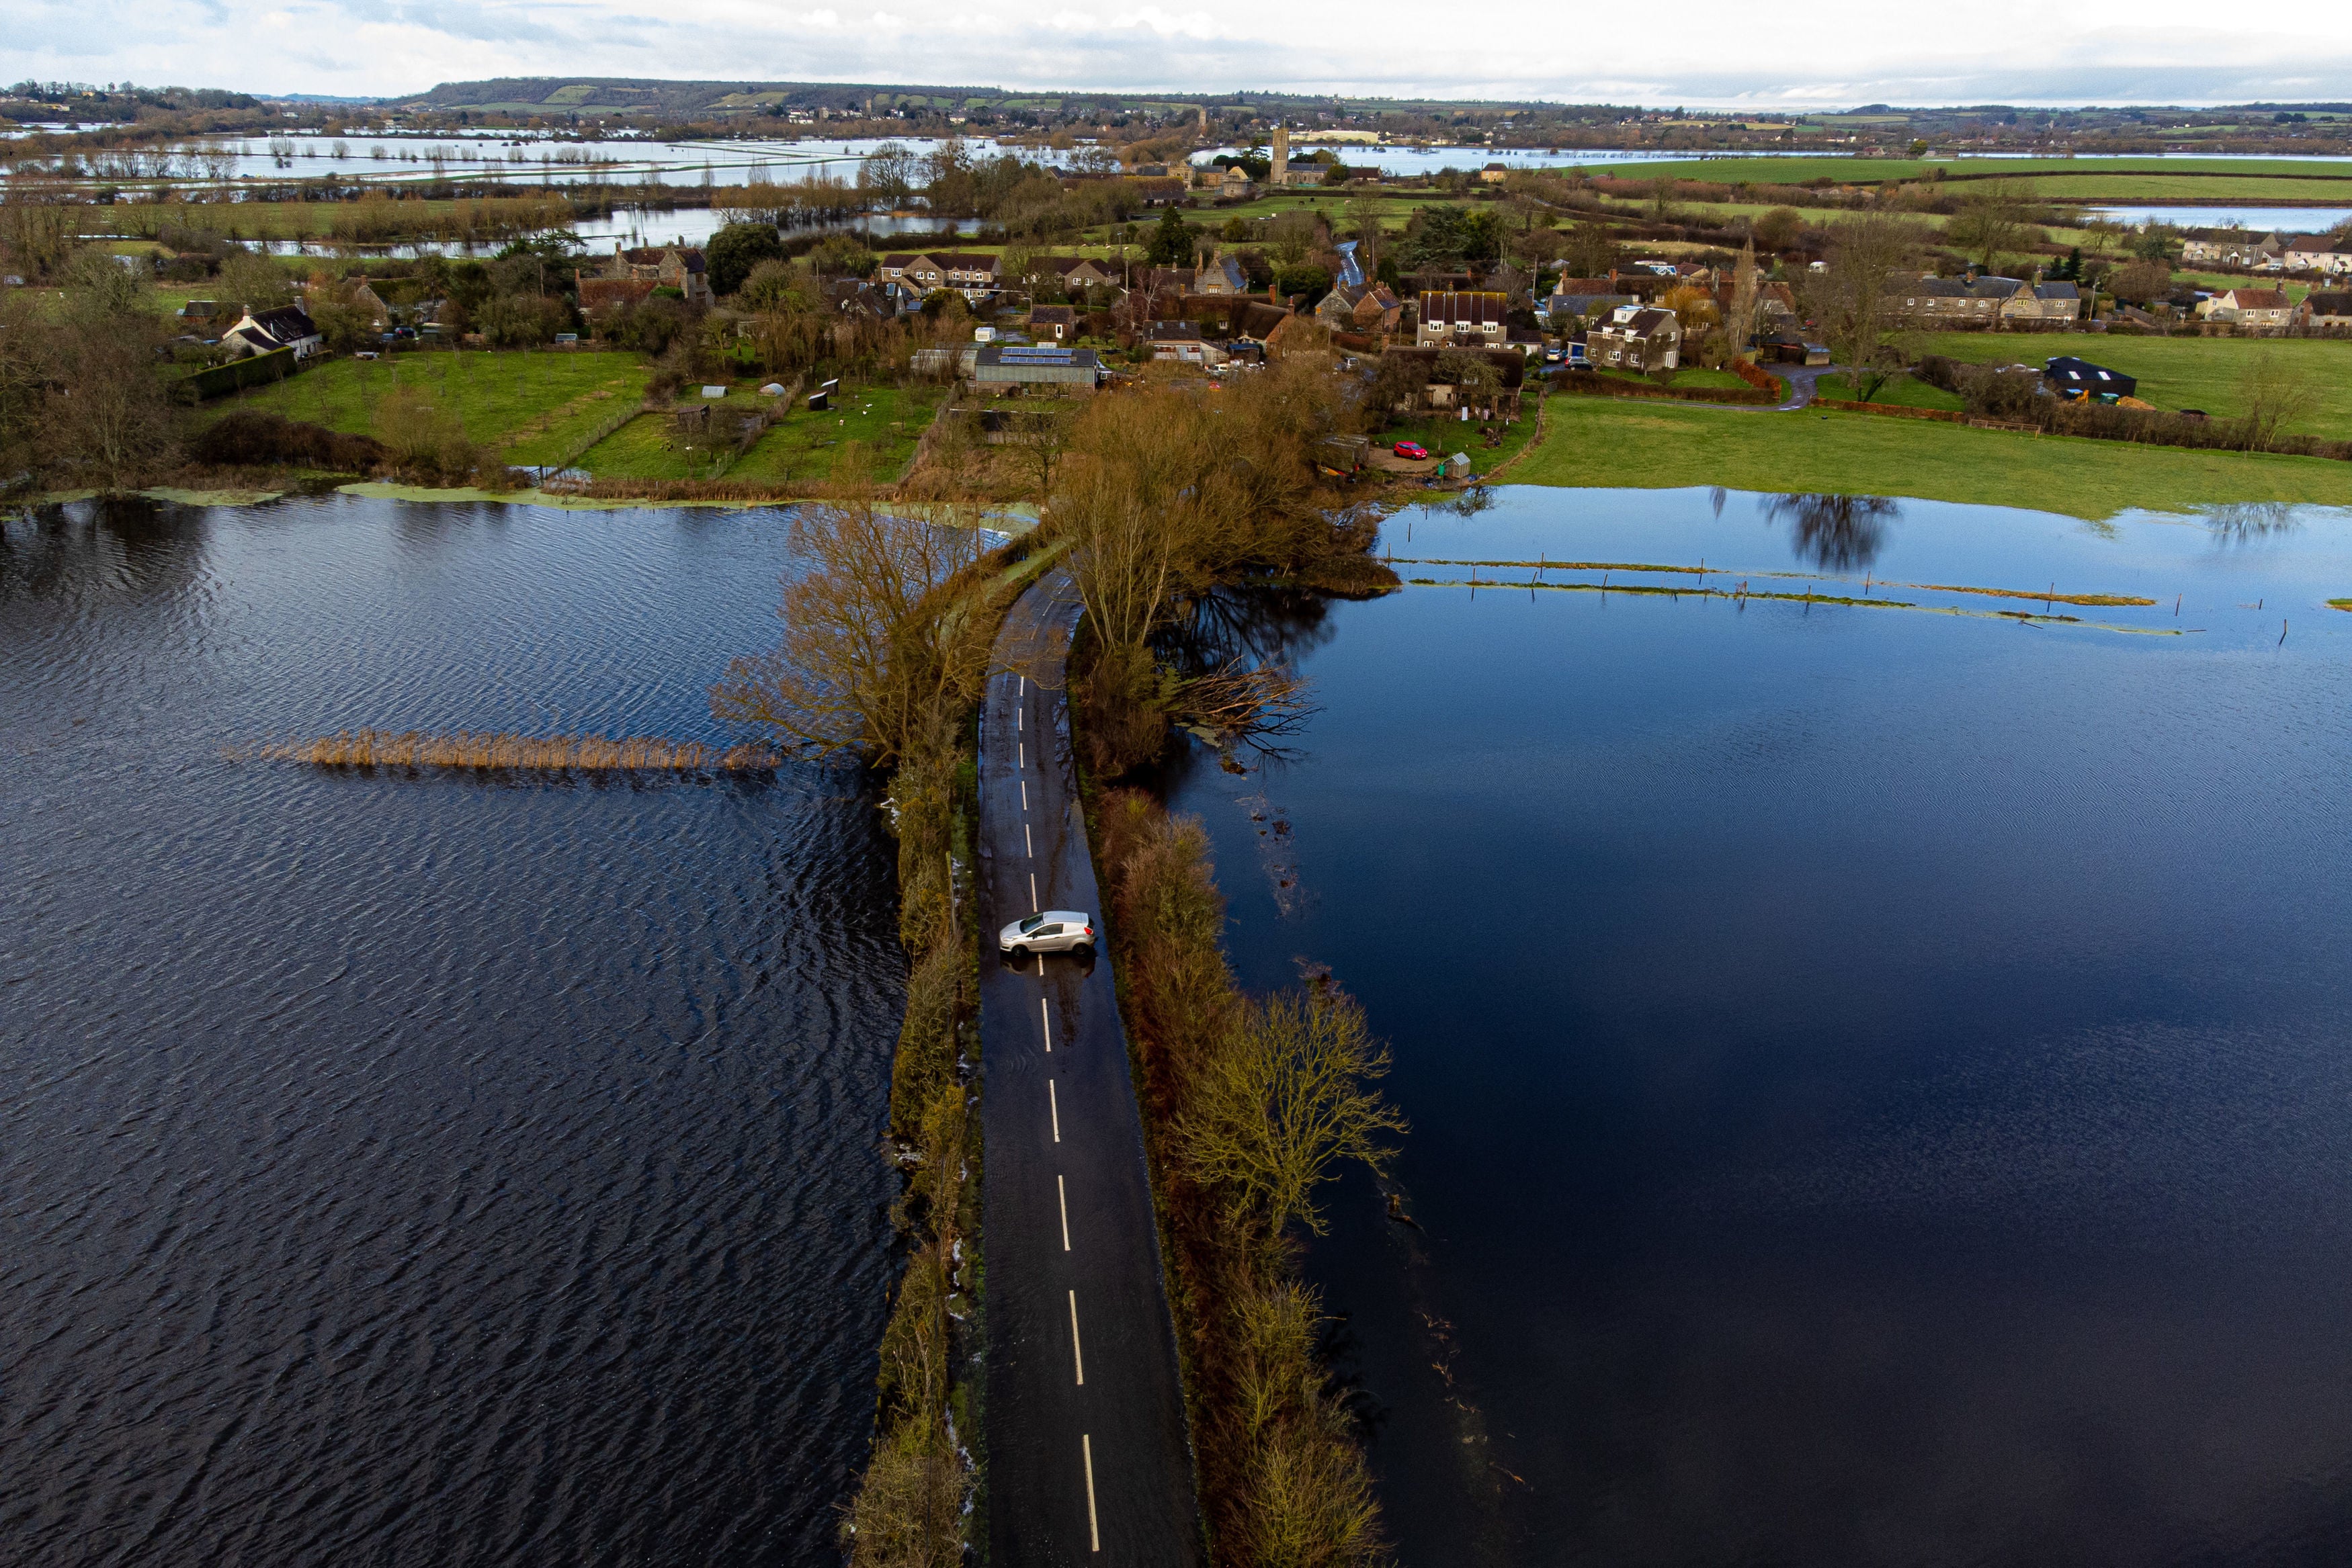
left=1416, top=290, right=1511, bottom=347
left=2181, top=233, right=2285, bottom=270
left=1999, top=280, right=2083, bottom=325
left=2197, top=288, right=2306, bottom=330
left=1478, top=163, right=1510, bottom=184
left=1030, top=255, right=1120, bottom=294
left=599, top=243, right=711, bottom=306
left=1898, top=275, right=2024, bottom=324
left=1195, top=252, right=1251, bottom=296
left=1027, top=303, right=1077, bottom=341
left=1314, top=282, right=1401, bottom=337
left=876, top=251, right=1003, bottom=303
left=1587, top=304, right=1683, bottom=371
left=2306, top=290, right=2352, bottom=327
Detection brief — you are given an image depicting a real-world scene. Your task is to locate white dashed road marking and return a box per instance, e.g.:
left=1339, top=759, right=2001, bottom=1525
left=1082, top=1434, right=1101, bottom=1553
left=1058, top=1172, right=1071, bottom=1248
left=1049, top=1079, right=1060, bottom=1141
left=1069, top=1289, right=1085, bottom=1385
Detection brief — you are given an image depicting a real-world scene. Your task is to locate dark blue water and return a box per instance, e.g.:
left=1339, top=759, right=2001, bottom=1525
left=1, top=496, right=902, bottom=1567
left=1171, top=488, right=2352, bottom=1567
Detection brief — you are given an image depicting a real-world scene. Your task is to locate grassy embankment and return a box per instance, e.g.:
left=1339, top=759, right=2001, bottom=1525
left=1515, top=396, right=2352, bottom=517
left=1087, top=785, right=1392, bottom=1566
left=841, top=533, right=1058, bottom=1565
left=1915, top=333, right=2352, bottom=433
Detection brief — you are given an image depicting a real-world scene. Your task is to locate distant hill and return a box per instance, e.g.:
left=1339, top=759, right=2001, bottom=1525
left=391, top=77, right=1569, bottom=120
left=399, top=78, right=1045, bottom=118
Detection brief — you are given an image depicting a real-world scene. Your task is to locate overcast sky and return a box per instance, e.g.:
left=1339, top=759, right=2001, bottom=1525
left=14, top=0, right=2352, bottom=107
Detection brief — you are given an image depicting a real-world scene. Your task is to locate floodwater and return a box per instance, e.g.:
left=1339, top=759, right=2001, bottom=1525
left=0, top=495, right=903, bottom=1567
left=2090, top=205, right=2352, bottom=231
left=1166, top=486, right=2352, bottom=1567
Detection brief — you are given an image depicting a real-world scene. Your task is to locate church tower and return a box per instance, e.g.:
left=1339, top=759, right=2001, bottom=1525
left=1270, top=124, right=1290, bottom=187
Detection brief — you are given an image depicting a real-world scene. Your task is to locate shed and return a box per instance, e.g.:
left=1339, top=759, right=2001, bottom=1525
left=974, top=345, right=1103, bottom=390
left=2044, top=356, right=2136, bottom=400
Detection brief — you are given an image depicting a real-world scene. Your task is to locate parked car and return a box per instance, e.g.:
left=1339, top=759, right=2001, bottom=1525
left=1392, top=440, right=1429, bottom=460
left=1000, top=910, right=1097, bottom=957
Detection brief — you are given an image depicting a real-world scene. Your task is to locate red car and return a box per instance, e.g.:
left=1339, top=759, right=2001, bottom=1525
left=1392, top=440, right=1429, bottom=460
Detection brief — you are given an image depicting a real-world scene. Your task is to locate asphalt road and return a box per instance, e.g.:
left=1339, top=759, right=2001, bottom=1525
left=978, top=566, right=1203, bottom=1567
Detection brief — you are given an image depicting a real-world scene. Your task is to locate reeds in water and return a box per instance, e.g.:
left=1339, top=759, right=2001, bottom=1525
left=263, top=730, right=775, bottom=772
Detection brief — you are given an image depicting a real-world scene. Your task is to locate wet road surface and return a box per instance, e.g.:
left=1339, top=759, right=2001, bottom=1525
left=978, top=567, right=1203, bottom=1567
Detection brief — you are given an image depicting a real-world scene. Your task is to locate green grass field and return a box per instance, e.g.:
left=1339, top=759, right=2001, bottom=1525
left=571, top=382, right=946, bottom=484
left=1593, top=156, right=2352, bottom=188
left=202, top=350, right=653, bottom=465
left=1815, top=373, right=1966, bottom=410
left=730, top=382, right=945, bottom=485
left=1512, top=396, right=2352, bottom=518
left=1915, top=333, right=2352, bottom=431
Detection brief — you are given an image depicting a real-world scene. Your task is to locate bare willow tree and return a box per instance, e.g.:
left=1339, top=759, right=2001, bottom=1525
left=1177, top=986, right=1406, bottom=1239
left=1947, top=180, right=2038, bottom=273
left=710, top=496, right=986, bottom=767
left=2235, top=351, right=2322, bottom=454
left=1056, top=367, right=1355, bottom=774
left=1806, top=211, right=1926, bottom=401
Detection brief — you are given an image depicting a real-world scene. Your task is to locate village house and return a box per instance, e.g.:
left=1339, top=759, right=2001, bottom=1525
left=2181, top=233, right=2285, bottom=270
left=222, top=304, right=323, bottom=359
left=1417, top=290, right=1511, bottom=347
left=2197, top=287, right=2307, bottom=330
left=1587, top=303, right=1683, bottom=371
left=305, top=277, right=391, bottom=329
left=1898, top=275, right=2025, bottom=324
left=1999, top=280, right=2084, bottom=326
left=1376, top=345, right=1525, bottom=419
left=1195, top=252, right=1251, bottom=296
left=876, top=252, right=1003, bottom=304
left=821, top=277, right=894, bottom=322
left=1030, top=255, right=1120, bottom=294
left=1146, top=320, right=1224, bottom=365
left=2306, top=290, right=2352, bottom=327
left=598, top=243, right=711, bottom=306
left=1478, top=162, right=1511, bottom=184
left=2282, top=235, right=2352, bottom=275
left=1227, top=299, right=1300, bottom=355
left=1027, top=303, right=1077, bottom=341
left=1314, top=281, right=1402, bottom=337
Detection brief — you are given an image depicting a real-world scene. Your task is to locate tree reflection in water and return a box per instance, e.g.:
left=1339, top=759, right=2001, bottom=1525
left=2205, top=501, right=2302, bottom=546
left=1760, top=492, right=1901, bottom=572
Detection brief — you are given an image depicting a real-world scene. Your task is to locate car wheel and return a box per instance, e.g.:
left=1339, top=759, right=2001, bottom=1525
left=1071, top=943, right=1094, bottom=961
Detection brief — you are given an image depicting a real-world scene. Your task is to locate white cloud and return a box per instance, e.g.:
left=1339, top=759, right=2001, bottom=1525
left=12, top=0, right=2352, bottom=104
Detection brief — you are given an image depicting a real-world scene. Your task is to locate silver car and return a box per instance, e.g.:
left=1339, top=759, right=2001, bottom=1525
left=1000, top=910, right=1096, bottom=957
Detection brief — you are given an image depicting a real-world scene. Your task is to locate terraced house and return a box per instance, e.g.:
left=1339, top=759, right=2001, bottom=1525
left=1416, top=290, right=1511, bottom=347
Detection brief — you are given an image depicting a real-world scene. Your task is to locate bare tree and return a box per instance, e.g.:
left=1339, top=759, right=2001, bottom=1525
left=710, top=498, right=986, bottom=765
left=1726, top=237, right=1760, bottom=355
left=2236, top=351, right=2322, bottom=453
left=1176, top=986, right=1406, bottom=1237
left=1946, top=181, right=2038, bottom=273
left=1806, top=211, right=1925, bottom=398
